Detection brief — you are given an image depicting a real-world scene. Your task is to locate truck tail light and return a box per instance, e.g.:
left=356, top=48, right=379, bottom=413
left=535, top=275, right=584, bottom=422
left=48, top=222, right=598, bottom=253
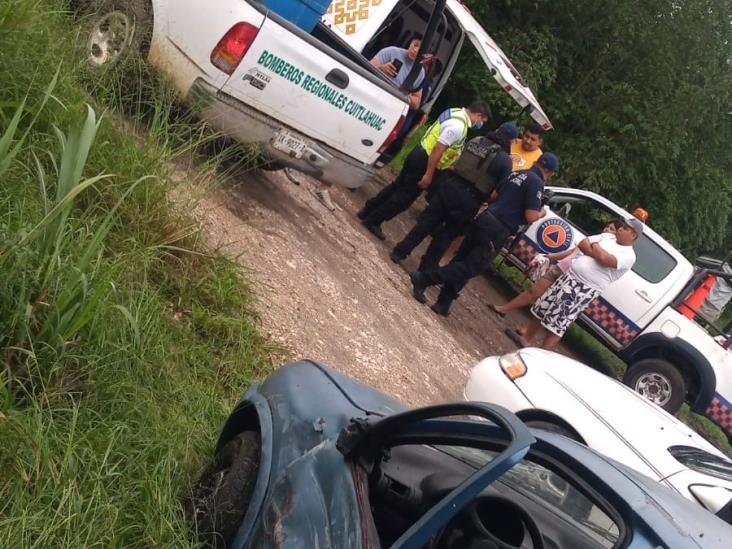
left=378, top=115, right=406, bottom=154
left=211, top=23, right=259, bottom=75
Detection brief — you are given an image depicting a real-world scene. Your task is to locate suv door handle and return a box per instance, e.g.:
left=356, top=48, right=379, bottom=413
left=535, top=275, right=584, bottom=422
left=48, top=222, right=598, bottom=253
left=325, top=69, right=349, bottom=89
left=635, top=289, right=652, bottom=303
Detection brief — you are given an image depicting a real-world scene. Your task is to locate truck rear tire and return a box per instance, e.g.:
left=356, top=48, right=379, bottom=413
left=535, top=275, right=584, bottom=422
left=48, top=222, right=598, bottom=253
left=75, top=0, right=153, bottom=71
left=623, top=358, right=685, bottom=414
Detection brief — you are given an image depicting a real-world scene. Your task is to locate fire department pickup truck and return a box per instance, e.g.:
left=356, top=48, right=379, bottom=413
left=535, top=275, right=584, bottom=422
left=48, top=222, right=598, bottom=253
left=503, top=187, right=732, bottom=442
left=75, top=0, right=550, bottom=188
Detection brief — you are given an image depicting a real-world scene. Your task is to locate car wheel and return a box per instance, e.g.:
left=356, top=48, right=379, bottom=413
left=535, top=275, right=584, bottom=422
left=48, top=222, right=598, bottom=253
left=524, top=420, right=581, bottom=442
left=189, top=431, right=261, bottom=548
left=75, top=0, right=152, bottom=70
left=623, top=358, right=685, bottom=413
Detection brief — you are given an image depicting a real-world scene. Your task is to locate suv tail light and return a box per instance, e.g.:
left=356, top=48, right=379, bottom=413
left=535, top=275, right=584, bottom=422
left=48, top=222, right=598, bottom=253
left=378, top=115, right=406, bottom=154
left=211, top=23, right=259, bottom=75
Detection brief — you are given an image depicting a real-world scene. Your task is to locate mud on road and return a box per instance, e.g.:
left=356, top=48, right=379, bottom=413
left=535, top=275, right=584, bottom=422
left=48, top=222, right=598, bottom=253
left=188, top=165, right=572, bottom=407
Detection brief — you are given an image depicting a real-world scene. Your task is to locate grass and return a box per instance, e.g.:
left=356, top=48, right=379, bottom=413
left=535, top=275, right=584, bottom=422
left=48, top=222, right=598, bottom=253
left=389, top=125, right=428, bottom=174
left=0, top=1, right=276, bottom=546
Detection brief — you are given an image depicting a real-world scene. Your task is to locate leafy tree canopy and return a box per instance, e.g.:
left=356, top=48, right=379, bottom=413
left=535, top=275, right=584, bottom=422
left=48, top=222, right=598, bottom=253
left=443, top=0, right=732, bottom=258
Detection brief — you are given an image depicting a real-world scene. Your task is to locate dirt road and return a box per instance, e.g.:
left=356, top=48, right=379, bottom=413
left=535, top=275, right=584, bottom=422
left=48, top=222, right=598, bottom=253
left=189, top=166, right=568, bottom=406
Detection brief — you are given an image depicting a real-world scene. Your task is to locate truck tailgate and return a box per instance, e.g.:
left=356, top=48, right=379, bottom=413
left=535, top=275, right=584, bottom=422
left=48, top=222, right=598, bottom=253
left=220, top=14, right=407, bottom=164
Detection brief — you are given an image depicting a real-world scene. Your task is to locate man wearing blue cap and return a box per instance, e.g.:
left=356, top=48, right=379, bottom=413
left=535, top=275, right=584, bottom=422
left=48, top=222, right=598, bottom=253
left=410, top=151, right=560, bottom=316
left=389, top=122, right=518, bottom=271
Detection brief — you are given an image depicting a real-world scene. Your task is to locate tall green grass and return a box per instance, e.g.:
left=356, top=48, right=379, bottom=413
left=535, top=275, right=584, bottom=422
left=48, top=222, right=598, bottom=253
left=0, top=1, right=274, bottom=546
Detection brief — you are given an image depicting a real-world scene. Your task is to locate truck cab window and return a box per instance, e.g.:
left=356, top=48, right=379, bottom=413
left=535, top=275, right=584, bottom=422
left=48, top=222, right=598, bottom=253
left=546, top=196, right=615, bottom=236
left=632, top=236, right=677, bottom=283
left=547, top=194, right=677, bottom=284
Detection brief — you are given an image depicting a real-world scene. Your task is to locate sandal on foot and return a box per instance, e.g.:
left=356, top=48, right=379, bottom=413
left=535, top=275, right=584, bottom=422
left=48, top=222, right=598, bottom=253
left=504, top=328, right=526, bottom=348
left=488, top=303, right=506, bottom=318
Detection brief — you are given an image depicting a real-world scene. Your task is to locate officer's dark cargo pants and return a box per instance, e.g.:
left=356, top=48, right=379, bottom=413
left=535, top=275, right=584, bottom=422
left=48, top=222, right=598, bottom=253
left=392, top=172, right=482, bottom=272
left=361, top=146, right=428, bottom=227
left=422, top=210, right=511, bottom=306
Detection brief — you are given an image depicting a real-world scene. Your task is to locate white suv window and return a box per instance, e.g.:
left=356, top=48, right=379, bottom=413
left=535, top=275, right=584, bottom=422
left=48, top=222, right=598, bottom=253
left=632, top=235, right=677, bottom=283
left=547, top=194, right=676, bottom=283
left=669, top=445, right=732, bottom=482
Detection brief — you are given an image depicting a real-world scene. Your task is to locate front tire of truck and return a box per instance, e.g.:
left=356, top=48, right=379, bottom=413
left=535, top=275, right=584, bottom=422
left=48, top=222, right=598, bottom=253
left=623, top=358, right=685, bottom=413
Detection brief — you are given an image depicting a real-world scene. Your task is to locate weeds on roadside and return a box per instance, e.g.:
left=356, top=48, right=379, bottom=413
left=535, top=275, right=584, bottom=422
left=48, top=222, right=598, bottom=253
left=0, top=1, right=274, bottom=546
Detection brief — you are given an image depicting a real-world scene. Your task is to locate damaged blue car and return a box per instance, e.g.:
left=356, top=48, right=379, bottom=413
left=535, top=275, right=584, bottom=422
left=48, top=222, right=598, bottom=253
left=189, top=361, right=731, bottom=548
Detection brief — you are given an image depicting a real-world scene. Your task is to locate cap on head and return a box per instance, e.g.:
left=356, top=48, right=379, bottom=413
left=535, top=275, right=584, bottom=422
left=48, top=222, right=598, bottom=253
left=537, top=152, right=559, bottom=172
left=625, top=217, right=644, bottom=237
left=497, top=122, right=519, bottom=140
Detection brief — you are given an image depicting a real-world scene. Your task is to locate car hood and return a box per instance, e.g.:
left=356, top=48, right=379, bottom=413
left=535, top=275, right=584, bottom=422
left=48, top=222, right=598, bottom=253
left=513, top=348, right=731, bottom=480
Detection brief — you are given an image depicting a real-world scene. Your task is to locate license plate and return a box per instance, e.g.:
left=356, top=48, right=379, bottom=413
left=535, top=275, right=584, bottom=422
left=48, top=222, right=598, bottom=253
left=272, top=131, right=307, bottom=159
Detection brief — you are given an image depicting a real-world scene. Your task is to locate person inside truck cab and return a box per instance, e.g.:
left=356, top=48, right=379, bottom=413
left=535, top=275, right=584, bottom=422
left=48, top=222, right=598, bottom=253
left=358, top=101, right=491, bottom=241
left=510, top=124, right=545, bottom=171
left=383, top=54, right=444, bottom=158
left=508, top=218, right=642, bottom=351
left=409, top=152, right=560, bottom=317
left=370, top=36, right=426, bottom=109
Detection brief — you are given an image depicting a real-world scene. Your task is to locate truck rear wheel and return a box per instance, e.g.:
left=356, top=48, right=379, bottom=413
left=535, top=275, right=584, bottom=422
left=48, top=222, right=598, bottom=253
left=75, top=0, right=152, bottom=70
left=623, top=358, right=685, bottom=413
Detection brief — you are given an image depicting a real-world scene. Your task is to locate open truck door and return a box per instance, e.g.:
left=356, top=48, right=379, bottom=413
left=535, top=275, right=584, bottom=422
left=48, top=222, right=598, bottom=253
left=446, top=0, right=552, bottom=130
left=323, top=0, right=553, bottom=130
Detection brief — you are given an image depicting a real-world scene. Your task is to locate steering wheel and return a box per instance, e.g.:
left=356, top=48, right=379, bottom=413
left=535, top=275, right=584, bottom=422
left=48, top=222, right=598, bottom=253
left=465, top=495, right=544, bottom=549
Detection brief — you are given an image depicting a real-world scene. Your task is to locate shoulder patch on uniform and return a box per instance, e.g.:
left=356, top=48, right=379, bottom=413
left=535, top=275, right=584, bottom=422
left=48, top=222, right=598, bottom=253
left=438, top=109, right=451, bottom=123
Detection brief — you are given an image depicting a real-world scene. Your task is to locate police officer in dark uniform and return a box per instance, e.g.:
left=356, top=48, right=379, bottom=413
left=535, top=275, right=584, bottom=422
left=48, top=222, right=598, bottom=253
left=357, top=102, right=491, bottom=240
left=389, top=122, right=518, bottom=271
left=410, top=152, right=560, bottom=316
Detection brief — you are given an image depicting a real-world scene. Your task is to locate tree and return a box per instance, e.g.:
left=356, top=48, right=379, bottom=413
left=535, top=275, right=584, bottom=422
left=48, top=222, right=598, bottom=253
left=448, top=0, right=732, bottom=257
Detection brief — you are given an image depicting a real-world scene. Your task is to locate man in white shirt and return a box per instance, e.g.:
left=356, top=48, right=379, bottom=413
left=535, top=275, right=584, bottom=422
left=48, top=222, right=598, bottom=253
left=507, top=217, right=642, bottom=350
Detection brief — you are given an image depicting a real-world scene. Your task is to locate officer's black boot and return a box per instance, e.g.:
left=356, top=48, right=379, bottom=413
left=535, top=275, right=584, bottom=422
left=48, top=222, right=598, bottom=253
left=409, top=272, right=430, bottom=304
left=430, top=291, right=455, bottom=317
left=389, top=248, right=405, bottom=264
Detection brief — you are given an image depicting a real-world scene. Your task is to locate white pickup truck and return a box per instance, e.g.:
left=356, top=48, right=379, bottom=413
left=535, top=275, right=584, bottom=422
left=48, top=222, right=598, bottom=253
left=503, top=187, right=732, bottom=443
left=76, top=0, right=550, bottom=188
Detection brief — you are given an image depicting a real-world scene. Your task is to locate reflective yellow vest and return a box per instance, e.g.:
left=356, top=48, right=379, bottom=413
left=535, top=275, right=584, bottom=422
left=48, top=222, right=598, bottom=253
left=420, top=108, right=470, bottom=169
